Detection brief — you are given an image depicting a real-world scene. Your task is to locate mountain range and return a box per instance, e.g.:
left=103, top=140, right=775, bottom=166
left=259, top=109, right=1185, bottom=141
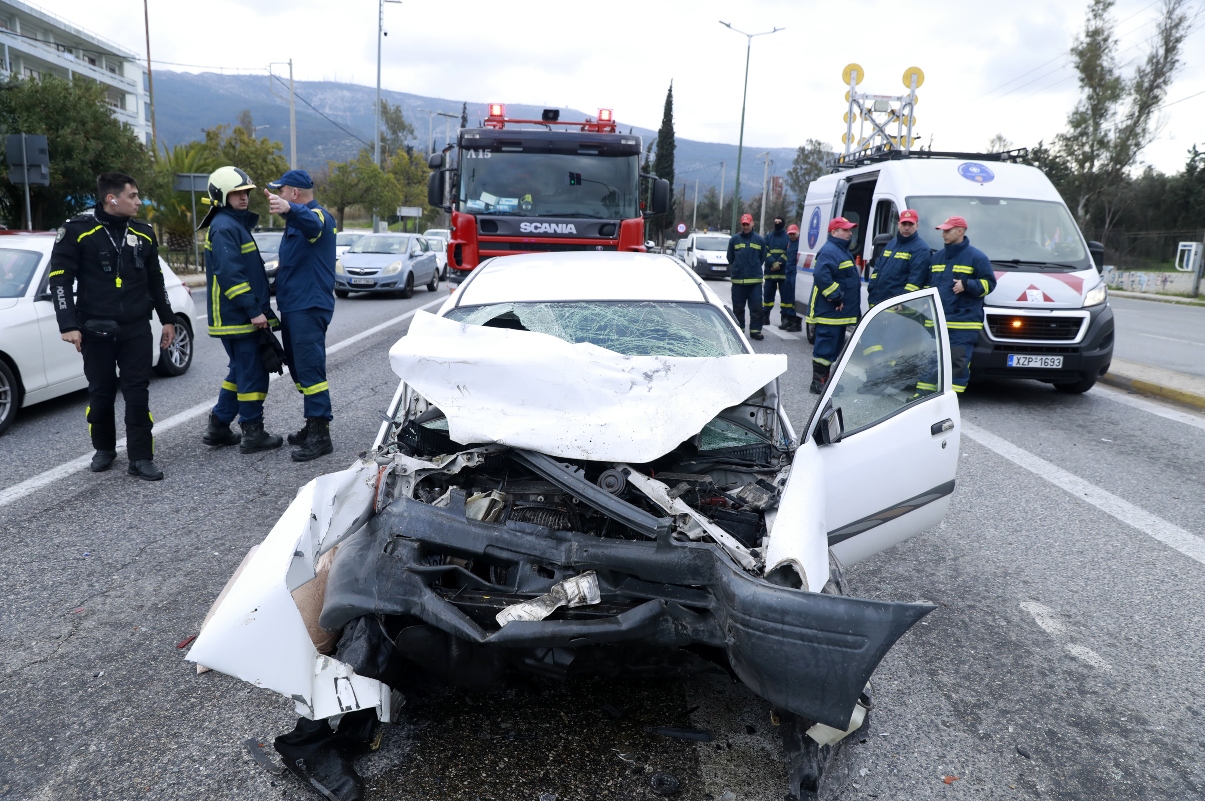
left=154, top=71, right=799, bottom=201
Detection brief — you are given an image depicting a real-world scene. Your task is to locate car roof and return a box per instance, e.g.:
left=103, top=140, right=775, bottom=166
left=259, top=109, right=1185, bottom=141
left=455, top=252, right=711, bottom=306
left=0, top=231, right=56, bottom=253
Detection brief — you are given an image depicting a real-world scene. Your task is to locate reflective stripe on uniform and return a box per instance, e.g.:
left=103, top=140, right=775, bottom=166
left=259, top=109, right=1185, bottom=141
left=239, top=241, right=258, bottom=254
left=209, top=324, right=258, bottom=336
left=821, top=282, right=840, bottom=297
left=211, top=276, right=222, bottom=327
left=764, top=273, right=786, bottom=280
left=979, top=279, right=991, bottom=294
left=309, top=209, right=326, bottom=243
left=221, top=380, right=238, bottom=392
left=895, top=252, right=911, bottom=260
left=904, top=283, right=920, bottom=292
left=237, top=391, right=267, bottom=402
left=915, top=381, right=939, bottom=392
left=931, top=264, right=946, bottom=272
left=77, top=225, right=103, bottom=243
left=952, top=384, right=967, bottom=393
left=952, top=264, right=974, bottom=274
left=49, top=269, right=64, bottom=277
left=863, top=344, right=884, bottom=355
left=730, top=277, right=763, bottom=284
left=132, top=228, right=153, bottom=243
left=224, top=282, right=251, bottom=299
left=838, top=260, right=853, bottom=269
left=812, top=356, right=832, bottom=366
left=947, top=321, right=984, bottom=330
left=295, top=381, right=330, bottom=396
left=882, top=250, right=892, bottom=258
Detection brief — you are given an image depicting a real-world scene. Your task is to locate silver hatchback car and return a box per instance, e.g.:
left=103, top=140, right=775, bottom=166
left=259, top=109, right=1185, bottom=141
left=334, top=234, right=441, bottom=299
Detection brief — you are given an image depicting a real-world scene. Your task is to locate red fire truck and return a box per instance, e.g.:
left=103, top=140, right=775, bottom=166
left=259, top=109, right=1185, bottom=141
left=427, top=104, right=671, bottom=285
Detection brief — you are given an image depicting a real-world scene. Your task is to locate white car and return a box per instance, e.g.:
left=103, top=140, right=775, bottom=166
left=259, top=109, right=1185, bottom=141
left=190, top=252, right=961, bottom=799
left=423, top=235, right=449, bottom=279
left=335, top=229, right=371, bottom=258
left=0, top=231, right=196, bottom=435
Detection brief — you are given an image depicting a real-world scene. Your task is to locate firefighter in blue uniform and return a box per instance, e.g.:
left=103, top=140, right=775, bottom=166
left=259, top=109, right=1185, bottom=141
left=779, top=223, right=801, bottom=330
left=265, top=170, right=337, bottom=462
left=921, top=215, right=996, bottom=394
left=198, top=166, right=284, bottom=452
left=763, top=215, right=797, bottom=331
left=806, top=216, right=861, bottom=394
left=726, top=213, right=766, bottom=340
left=867, top=208, right=932, bottom=307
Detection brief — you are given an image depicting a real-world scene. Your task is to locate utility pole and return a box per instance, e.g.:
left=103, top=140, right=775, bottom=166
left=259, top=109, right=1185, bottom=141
left=719, top=21, right=784, bottom=234
left=718, top=161, right=725, bottom=228
left=417, top=108, right=435, bottom=154
left=758, top=152, right=770, bottom=234
left=288, top=59, right=296, bottom=169
left=692, top=179, right=698, bottom=231
left=437, top=111, right=458, bottom=151
left=142, top=0, right=157, bottom=154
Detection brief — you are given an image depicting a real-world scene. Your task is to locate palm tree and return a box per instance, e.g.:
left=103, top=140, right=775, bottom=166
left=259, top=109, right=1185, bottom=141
left=148, top=142, right=216, bottom=266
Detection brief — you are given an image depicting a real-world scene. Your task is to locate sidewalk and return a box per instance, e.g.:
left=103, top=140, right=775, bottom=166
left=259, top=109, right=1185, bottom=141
left=1101, top=359, right=1205, bottom=412
left=1110, top=289, right=1205, bottom=308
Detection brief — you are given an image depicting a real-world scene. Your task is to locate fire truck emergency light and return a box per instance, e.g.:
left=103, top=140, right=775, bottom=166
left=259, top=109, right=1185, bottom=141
left=488, top=103, right=505, bottom=118
left=598, top=108, right=613, bottom=122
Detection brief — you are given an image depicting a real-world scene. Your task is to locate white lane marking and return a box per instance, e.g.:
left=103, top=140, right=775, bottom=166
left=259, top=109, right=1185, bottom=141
left=1131, top=331, right=1205, bottom=346
left=0, top=298, right=445, bottom=510
left=1091, top=384, right=1205, bottom=433
left=194, top=313, right=207, bottom=322
left=763, top=325, right=798, bottom=341
left=963, top=422, right=1205, bottom=568
left=1020, top=602, right=1112, bottom=671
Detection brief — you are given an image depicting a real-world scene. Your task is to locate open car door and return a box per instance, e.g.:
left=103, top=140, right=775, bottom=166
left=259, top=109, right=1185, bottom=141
left=804, top=288, right=960, bottom=565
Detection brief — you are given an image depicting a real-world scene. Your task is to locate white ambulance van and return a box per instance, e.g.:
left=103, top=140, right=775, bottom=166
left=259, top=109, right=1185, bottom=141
left=799, top=152, right=1114, bottom=393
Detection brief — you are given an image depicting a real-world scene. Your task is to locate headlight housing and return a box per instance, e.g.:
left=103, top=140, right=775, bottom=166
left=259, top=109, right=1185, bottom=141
left=1083, top=282, right=1108, bottom=307
left=381, top=260, right=404, bottom=276
left=335, top=259, right=344, bottom=275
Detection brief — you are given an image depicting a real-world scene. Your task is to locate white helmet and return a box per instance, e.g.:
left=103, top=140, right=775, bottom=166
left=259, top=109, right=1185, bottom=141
left=198, top=166, right=255, bottom=229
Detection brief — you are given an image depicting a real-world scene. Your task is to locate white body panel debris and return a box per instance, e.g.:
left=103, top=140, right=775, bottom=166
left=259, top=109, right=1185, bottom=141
left=496, top=570, right=602, bottom=627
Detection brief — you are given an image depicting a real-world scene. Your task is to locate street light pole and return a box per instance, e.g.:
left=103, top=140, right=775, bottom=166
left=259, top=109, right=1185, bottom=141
left=374, top=0, right=403, bottom=232
left=718, top=21, right=783, bottom=234
left=143, top=0, right=157, bottom=155
left=758, top=152, right=770, bottom=234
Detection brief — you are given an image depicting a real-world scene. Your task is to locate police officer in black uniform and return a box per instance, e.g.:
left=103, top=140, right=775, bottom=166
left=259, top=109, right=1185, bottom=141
left=49, top=172, right=176, bottom=480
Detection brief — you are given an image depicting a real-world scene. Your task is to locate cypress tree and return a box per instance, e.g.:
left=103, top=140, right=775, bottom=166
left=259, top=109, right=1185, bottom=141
left=653, top=82, right=676, bottom=233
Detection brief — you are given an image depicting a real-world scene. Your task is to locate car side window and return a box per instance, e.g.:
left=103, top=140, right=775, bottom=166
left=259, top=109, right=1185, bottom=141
left=418, top=237, right=430, bottom=252
left=828, top=294, right=943, bottom=436
left=872, top=199, right=899, bottom=241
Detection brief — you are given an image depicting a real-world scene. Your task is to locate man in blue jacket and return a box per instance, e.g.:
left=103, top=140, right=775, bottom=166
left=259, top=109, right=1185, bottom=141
left=198, top=166, right=284, bottom=453
left=779, top=223, right=802, bottom=331
left=726, top=213, right=766, bottom=340
left=922, top=215, right=997, bottom=394
left=762, top=215, right=795, bottom=331
left=265, top=170, right=338, bottom=462
left=806, top=217, right=861, bottom=394
left=867, top=208, right=931, bottom=307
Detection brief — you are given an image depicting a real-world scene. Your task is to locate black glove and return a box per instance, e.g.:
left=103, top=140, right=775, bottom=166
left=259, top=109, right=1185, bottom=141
left=258, top=328, right=287, bottom=375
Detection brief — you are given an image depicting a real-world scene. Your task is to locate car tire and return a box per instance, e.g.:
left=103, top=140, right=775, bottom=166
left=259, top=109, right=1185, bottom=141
left=335, top=289, right=350, bottom=299
left=1054, top=375, right=1097, bottom=393
left=806, top=323, right=816, bottom=344
left=400, top=272, right=414, bottom=299
left=153, top=316, right=194, bottom=377
left=0, top=358, right=19, bottom=436
left=426, top=267, right=440, bottom=292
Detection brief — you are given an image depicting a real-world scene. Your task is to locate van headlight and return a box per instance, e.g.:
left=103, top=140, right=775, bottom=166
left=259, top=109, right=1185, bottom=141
left=1083, top=282, right=1108, bottom=307
left=381, top=260, right=404, bottom=275
left=335, top=259, right=344, bottom=274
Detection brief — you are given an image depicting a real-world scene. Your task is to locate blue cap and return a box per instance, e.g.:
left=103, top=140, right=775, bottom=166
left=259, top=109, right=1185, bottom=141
left=267, top=169, right=314, bottom=190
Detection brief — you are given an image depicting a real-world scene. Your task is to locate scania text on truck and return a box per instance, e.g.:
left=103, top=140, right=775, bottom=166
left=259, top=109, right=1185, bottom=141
left=800, top=150, right=1114, bottom=393
left=426, top=104, right=670, bottom=285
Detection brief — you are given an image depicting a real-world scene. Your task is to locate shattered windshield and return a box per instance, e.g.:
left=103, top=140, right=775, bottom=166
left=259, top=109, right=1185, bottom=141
left=443, top=301, right=746, bottom=357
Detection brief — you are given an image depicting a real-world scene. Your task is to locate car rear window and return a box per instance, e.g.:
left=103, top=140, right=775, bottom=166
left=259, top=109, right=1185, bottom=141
left=444, top=301, right=746, bottom=357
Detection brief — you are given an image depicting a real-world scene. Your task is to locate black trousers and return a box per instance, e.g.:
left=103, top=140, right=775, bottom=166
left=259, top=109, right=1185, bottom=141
left=80, top=319, right=154, bottom=461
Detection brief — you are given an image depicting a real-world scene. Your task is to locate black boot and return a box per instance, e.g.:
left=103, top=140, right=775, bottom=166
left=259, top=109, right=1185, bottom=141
left=240, top=420, right=283, bottom=454
left=809, top=364, right=829, bottom=395
left=90, top=450, right=117, bottom=473
left=202, top=413, right=241, bottom=447
left=274, top=717, right=365, bottom=801
left=127, top=460, right=164, bottom=481
left=291, top=418, right=333, bottom=462
left=287, top=419, right=313, bottom=447
left=787, top=317, right=803, bottom=332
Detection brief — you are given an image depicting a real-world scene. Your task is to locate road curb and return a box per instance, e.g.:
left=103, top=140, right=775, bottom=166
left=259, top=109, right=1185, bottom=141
left=1100, top=371, right=1205, bottom=413
left=1109, top=290, right=1205, bottom=307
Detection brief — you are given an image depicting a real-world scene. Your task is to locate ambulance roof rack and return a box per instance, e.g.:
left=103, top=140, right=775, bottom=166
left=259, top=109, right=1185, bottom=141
left=828, top=147, right=1030, bottom=173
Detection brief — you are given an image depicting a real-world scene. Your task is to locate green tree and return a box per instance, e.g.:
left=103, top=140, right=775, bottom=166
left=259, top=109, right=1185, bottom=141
left=0, top=75, right=149, bottom=228
left=148, top=141, right=216, bottom=260
left=785, top=139, right=831, bottom=217
left=697, top=185, right=721, bottom=230
left=386, top=148, right=433, bottom=226
left=653, top=83, right=676, bottom=235
left=201, top=122, right=289, bottom=219
left=315, top=151, right=398, bottom=228
left=987, top=134, right=1014, bottom=153
left=1055, top=0, right=1191, bottom=230
left=379, top=99, right=415, bottom=161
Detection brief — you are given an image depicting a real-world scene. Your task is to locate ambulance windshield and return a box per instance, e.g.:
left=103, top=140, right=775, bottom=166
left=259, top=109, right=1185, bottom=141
left=906, top=196, right=1089, bottom=269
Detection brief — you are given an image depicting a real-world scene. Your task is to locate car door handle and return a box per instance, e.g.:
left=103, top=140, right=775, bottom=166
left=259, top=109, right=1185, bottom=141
left=931, top=419, right=954, bottom=435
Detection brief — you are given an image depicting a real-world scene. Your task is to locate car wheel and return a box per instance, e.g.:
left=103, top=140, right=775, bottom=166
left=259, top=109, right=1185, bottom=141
left=400, top=272, right=414, bottom=299
left=426, top=267, right=440, bottom=292
left=1054, top=375, right=1097, bottom=393
left=153, top=316, right=193, bottom=377
left=806, top=323, right=816, bottom=344
left=0, top=358, right=19, bottom=436
left=335, top=289, right=350, bottom=299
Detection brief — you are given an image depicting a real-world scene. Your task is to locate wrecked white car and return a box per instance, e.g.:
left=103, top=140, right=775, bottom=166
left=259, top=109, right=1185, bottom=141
left=189, top=252, right=962, bottom=799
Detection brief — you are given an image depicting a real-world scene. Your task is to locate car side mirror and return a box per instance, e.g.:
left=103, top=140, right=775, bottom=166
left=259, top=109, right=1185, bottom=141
left=813, top=405, right=844, bottom=445
left=428, top=152, right=445, bottom=169
left=1087, top=240, right=1105, bottom=273
left=871, top=232, right=892, bottom=264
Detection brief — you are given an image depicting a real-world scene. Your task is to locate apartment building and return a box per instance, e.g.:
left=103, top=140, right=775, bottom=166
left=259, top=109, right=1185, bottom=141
left=0, top=0, right=153, bottom=145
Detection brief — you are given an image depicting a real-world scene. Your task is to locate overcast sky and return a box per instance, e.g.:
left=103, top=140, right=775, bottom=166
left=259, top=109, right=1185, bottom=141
left=50, top=0, right=1205, bottom=174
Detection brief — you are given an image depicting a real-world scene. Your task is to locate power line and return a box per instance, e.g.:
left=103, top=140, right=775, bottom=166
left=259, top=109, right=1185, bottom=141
left=1159, top=87, right=1205, bottom=108
left=271, top=74, right=371, bottom=148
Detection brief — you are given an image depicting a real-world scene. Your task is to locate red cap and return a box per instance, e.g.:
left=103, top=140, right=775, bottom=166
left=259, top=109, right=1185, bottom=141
left=740, top=213, right=754, bottom=225
left=786, top=224, right=799, bottom=234
left=899, top=209, right=919, bottom=223
left=936, top=215, right=969, bottom=230
left=828, top=216, right=857, bottom=232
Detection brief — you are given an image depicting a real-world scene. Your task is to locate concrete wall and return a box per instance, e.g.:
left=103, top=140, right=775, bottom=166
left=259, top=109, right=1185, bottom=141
left=1103, top=267, right=1198, bottom=296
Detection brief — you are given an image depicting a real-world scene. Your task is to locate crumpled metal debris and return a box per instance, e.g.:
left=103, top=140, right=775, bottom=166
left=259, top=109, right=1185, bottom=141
left=805, top=694, right=870, bottom=747
left=495, top=571, right=601, bottom=627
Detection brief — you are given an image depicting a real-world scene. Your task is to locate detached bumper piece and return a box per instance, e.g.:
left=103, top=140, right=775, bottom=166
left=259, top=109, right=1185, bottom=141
left=321, top=489, right=932, bottom=731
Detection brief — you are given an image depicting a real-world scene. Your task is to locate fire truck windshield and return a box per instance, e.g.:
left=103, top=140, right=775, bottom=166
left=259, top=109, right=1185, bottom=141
left=459, top=152, right=639, bottom=219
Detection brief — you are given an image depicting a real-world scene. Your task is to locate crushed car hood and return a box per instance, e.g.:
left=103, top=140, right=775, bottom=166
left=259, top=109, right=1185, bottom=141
left=389, top=311, right=787, bottom=463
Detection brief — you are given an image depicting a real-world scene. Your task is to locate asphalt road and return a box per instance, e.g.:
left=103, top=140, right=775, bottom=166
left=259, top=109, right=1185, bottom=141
left=1, top=282, right=1203, bottom=801
left=1109, top=296, right=1205, bottom=377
